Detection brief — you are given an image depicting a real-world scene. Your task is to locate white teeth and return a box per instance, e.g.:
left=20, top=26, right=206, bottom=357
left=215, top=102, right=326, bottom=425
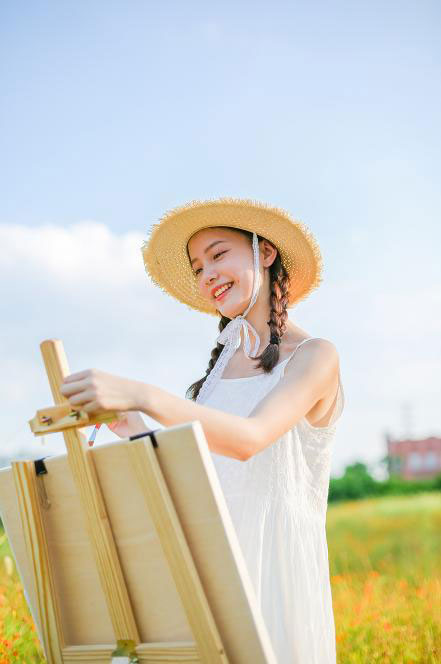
left=214, top=282, right=233, bottom=298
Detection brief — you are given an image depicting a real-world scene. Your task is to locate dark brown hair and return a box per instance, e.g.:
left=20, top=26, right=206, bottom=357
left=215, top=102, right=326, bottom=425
left=186, top=228, right=290, bottom=400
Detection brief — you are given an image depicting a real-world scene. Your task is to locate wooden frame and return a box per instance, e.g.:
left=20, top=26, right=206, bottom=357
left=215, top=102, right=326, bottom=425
left=0, top=340, right=276, bottom=664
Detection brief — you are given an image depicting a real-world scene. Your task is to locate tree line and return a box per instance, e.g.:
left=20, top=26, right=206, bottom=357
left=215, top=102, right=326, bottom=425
left=329, top=461, right=441, bottom=502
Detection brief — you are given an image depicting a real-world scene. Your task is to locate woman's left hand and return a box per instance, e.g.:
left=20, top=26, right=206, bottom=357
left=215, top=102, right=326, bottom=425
left=60, top=369, right=140, bottom=415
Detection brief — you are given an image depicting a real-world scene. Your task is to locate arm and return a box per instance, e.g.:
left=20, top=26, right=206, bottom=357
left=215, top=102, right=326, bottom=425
left=135, top=338, right=339, bottom=461
left=136, top=383, right=258, bottom=460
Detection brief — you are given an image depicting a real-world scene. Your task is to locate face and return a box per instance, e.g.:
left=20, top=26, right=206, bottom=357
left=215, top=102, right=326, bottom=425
left=187, top=227, right=261, bottom=318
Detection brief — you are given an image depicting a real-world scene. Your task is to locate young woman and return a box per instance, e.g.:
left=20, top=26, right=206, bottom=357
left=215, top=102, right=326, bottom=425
left=60, top=198, right=345, bottom=664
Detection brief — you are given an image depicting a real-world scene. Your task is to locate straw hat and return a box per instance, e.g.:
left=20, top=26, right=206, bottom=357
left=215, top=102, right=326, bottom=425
left=141, top=197, right=323, bottom=317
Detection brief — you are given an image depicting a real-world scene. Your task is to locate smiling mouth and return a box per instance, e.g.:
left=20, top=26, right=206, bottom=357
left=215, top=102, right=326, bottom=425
left=214, top=282, right=234, bottom=300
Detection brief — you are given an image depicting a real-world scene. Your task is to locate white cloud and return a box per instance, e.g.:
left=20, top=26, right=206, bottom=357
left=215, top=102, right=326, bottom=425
left=0, top=221, right=145, bottom=289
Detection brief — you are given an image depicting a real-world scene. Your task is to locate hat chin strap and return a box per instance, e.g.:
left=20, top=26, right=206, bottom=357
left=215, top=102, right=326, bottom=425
left=196, top=232, right=261, bottom=404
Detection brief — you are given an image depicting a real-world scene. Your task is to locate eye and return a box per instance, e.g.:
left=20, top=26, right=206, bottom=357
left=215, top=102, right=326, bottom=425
left=193, top=250, right=228, bottom=277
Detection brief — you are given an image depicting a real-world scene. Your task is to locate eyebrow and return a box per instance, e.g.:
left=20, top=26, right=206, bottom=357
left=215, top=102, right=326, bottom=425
left=190, top=240, right=228, bottom=266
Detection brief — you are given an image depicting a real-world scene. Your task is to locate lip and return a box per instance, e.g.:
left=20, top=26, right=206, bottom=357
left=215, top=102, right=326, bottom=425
left=211, top=282, right=234, bottom=301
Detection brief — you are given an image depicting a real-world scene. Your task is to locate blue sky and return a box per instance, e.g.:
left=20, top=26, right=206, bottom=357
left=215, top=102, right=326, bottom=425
left=1, top=1, right=440, bottom=474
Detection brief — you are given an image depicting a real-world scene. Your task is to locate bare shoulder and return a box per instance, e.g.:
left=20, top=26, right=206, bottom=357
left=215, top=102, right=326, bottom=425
left=249, top=335, right=341, bottom=445
left=284, top=336, right=340, bottom=380
left=307, top=337, right=339, bottom=362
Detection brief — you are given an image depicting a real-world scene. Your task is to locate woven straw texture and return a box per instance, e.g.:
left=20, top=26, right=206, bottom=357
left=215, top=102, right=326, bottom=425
left=141, top=198, right=323, bottom=316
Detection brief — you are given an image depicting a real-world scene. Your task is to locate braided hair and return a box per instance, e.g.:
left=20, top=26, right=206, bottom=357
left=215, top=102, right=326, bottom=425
left=186, top=228, right=290, bottom=401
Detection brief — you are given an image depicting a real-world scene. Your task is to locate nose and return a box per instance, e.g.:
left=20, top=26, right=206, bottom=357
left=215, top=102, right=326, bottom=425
left=204, top=265, right=218, bottom=285
left=201, top=268, right=219, bottom=295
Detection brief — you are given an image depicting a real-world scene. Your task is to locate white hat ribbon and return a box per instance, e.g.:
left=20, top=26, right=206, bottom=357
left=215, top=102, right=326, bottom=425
left=196, top=232, right=261, bottom=403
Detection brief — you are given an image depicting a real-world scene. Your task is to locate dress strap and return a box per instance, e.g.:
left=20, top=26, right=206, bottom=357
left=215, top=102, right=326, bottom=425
left=283, top=337, right=322, bottom=364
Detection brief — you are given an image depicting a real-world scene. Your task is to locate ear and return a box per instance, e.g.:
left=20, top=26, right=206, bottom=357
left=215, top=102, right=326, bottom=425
left=260, top=239, right=278, bottom=268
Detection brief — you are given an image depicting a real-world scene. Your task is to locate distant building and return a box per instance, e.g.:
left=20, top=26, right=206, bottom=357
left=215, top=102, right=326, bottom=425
left=386, top=434, right=441, bottom=480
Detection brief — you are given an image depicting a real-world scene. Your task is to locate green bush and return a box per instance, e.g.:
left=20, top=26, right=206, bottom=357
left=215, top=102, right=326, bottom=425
left=328, top=462, right=441, bottom=503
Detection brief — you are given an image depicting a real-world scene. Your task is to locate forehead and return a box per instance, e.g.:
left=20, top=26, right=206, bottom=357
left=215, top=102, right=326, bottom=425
left=187, top=226, right=245, bottom=254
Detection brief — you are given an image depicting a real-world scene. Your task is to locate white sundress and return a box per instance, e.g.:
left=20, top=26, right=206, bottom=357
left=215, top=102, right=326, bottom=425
left=201, top=337, right=345, bottom=664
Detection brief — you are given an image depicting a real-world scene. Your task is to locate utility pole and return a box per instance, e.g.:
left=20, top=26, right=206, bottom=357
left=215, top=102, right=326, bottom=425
left=401, top=400, right=413, bottom=439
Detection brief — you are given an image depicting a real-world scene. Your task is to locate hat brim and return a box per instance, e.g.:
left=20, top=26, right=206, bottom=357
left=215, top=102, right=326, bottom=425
left=142, top=197, right=323, bottom=316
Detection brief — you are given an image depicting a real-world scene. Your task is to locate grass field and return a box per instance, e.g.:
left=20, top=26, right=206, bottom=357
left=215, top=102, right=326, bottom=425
left=327, top=492, right=441, bottom=663
left=0, top=492, right=440, bottom=663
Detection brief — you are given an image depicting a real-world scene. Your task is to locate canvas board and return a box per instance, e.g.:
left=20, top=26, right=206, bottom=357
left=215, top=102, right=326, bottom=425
left=0, top=421, right=276, bottom=664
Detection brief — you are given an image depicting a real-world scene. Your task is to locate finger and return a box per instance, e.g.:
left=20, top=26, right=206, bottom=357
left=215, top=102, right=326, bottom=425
left=63, top=370, right=93, bottom=383
left=82, top=401, right=103, bottom=415
left=60, top=380, right=88, bottom=398
left=65, top=390, right=97, bottom=408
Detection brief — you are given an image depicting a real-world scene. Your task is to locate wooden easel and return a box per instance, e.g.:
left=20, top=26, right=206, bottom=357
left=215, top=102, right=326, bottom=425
left=0, top=340, right=276, bottom=664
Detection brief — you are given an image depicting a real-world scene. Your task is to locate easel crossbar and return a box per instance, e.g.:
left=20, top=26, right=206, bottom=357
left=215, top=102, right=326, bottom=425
left=62, top=642, right=199, bottom=662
